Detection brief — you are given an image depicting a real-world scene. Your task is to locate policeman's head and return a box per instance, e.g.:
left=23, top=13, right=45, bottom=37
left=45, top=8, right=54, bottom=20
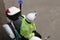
left=6, top=6, right=21, bottom=21
left=26, top=11, right=37, bottom=23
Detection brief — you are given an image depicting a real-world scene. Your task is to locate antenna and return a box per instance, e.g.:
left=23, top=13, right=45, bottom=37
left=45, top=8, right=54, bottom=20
left=18, top=0, right=23, bottom=16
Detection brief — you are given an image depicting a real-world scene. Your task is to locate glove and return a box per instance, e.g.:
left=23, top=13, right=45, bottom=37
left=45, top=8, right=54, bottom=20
left=26, top=33, right=35, bottom=39
left=29, top=36, right=42, bottom=40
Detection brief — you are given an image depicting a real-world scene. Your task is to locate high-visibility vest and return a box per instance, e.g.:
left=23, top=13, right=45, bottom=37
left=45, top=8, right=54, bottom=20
left=20, top=16, right=36, bottom=39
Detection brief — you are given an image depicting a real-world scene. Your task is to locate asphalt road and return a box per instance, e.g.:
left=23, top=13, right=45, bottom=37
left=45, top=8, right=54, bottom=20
left=0, top=0, right=60, bottom=40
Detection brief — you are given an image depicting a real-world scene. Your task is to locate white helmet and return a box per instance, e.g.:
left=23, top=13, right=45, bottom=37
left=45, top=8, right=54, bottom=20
left=26, top=12, right=37, bottom=22
left=29, top=36, right=42, bottom=40
left=6, top=6, right=21, bottom=21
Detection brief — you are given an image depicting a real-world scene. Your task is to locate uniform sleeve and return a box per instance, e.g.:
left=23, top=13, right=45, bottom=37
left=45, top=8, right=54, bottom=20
left=32, top=23, right=36, bottom=31
left=20, top=26, right=35, bottom=39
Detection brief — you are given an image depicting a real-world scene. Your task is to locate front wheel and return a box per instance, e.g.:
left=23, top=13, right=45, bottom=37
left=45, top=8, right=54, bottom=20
left=29, top=36, right=42, bottom=40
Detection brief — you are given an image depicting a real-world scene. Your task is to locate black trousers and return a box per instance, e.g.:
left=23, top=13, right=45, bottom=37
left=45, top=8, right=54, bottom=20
left=20, top=31, right=42, bottom=40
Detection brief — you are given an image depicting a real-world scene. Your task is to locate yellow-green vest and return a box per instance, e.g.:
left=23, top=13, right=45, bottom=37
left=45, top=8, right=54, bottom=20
left=20, top=16, right=36, bottom=39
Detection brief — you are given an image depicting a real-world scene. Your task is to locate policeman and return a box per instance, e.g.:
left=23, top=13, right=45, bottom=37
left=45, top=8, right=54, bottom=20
left=20, top=12, right=42, bottom=40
